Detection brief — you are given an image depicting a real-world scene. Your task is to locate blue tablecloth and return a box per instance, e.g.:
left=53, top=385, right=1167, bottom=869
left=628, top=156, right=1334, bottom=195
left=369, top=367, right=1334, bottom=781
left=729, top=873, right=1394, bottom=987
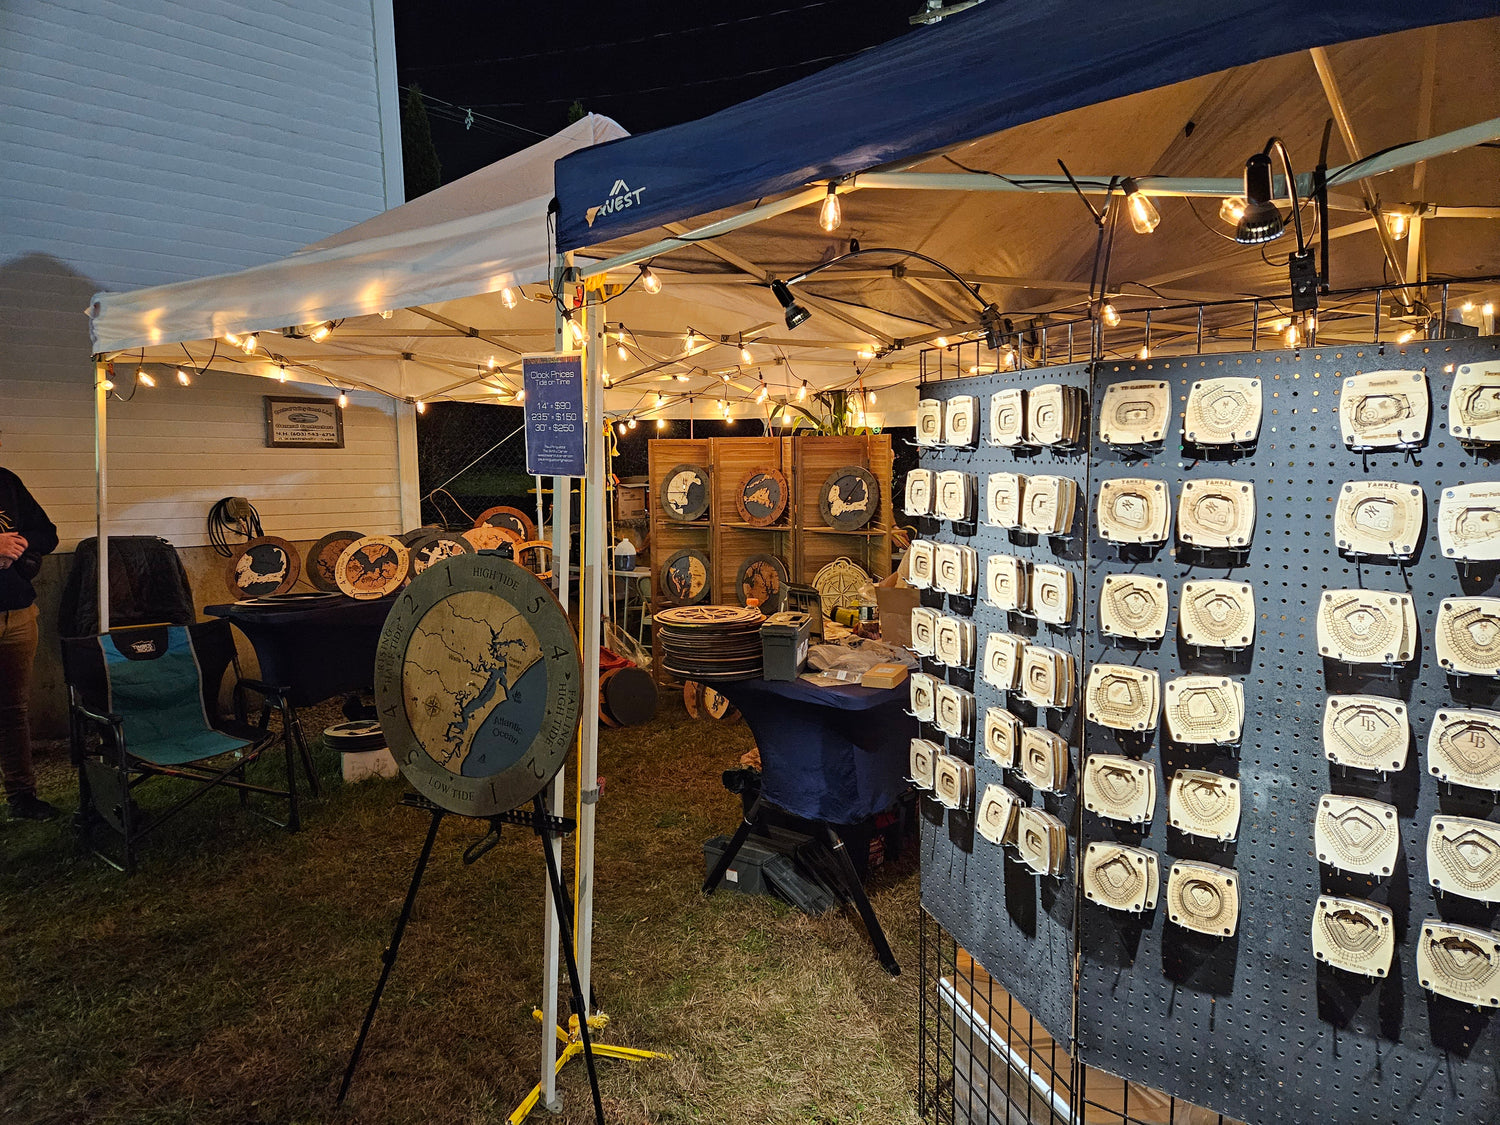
left=715, top=677, right=914, bottom=825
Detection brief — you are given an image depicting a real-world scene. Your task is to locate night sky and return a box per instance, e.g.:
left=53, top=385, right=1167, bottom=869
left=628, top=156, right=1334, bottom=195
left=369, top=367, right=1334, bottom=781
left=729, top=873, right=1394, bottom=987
left=394, top=0, right=926, bottom=183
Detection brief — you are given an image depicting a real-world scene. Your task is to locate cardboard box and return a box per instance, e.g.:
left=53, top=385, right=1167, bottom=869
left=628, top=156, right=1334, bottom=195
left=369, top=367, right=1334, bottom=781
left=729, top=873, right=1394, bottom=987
left=875, top=569, right=920, bottom=648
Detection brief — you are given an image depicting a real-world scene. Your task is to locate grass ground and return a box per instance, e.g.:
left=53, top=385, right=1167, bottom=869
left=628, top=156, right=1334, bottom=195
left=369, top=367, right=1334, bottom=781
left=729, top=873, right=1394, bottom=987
left=0, top=695, right=922, bottom=1125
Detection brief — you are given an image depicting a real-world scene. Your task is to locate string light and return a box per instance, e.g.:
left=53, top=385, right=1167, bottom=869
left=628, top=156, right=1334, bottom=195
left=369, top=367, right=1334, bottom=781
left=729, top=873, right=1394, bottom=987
left=935, top=337, right=948, bottom=348
left=487, top=356, right=497, bottom=370
left=242, top=333, right=259, bottom=354
left=602, top=372, right=612, bottom=387
left=415, top=398, right=426, bottom=413
left=685, top=329, right=698, bottom=350
left=100, top=378, right=115, bottom=391
left=781, top=405, right=793, bottom=425
left=1485, top=302, right=1496, bottom=317
left=617, top=421, right=627, bottom=436
left=1122, top=179, right=1161, bottom=235
left=740, top=342, right=753, bottom=364
left=798, top=380, right=808, bottom=401
left=515, top=389, right=526, bottom=403
left=379, top=309, right=394, bottom=319
left=1218, top=197, right=1246, bottom=224
left=756, top=382, right=768, bottom=403
left=309, top=322, right=332, bottom=342
left=867, top=390, right=877, bottom=405
left=857, top=345, right=876, bottom=359
left=818, top=184, right=841, bottom=233
left=1462, top=300, right=1475, bottom=313
left=276, top=364, right=288, bottom=382
left=1397, top=329, right=1416, bottom=344
left=638, top=264, right=662, bottom=294
left=675, top=373, right=690, bottom=382
left=1138, top=344, right=1150, bottom=360
left=223, top=332, right=242, bottom=347
left=500, top=286, right=518, bottom=310
left=567, top=317, right=584, bottom=344
left=654, top=392, right=663, bottom=408
left=136, top=368, right=155, bottom=387
left=656, top=417, right=667, bottom=429
left=176, top=368, right=191, bottom=386
left=1285, top=324, right=1300, bottom=347
left=1383, top=211, right=1408, bottom=240
left=724, top=409, right=734, bottom=425
left=338, top=391, right=349, bottom=408
left=1101, top=303, right=1121, bottom=328
left=617, top=340, right=628, bottom=362
left=628, top=417, right=637, bottom=429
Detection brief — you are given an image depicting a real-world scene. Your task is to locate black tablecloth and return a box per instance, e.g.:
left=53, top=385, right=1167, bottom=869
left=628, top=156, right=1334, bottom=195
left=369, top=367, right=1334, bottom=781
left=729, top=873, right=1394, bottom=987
left=715, top=676, right=914, bottom=825
left=205, top=596, right=396, bottom=707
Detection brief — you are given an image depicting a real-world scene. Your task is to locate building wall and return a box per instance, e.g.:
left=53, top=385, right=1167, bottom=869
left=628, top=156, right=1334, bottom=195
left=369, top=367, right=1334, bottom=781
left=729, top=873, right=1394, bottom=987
left=0, top=0, right=405, bottom=739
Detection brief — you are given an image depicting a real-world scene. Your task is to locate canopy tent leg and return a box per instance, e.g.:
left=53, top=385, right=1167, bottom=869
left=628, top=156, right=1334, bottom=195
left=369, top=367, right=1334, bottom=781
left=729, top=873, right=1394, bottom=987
left=94, top=361, right=110, bottom=631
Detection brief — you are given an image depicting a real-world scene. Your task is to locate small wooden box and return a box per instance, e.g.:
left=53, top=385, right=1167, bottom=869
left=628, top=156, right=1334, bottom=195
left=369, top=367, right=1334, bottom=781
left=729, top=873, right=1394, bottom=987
left=862, top=662, right=909, bottom=689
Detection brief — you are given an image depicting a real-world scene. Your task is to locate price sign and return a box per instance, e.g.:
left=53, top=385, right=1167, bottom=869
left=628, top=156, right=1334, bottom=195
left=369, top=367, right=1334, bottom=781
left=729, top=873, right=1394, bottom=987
left=522, top=353, right=585, bottom=477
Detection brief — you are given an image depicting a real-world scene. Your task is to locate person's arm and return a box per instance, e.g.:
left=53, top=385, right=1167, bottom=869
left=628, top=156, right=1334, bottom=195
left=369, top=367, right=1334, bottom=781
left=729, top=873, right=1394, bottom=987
left=11, top=477, right=57, bottom=582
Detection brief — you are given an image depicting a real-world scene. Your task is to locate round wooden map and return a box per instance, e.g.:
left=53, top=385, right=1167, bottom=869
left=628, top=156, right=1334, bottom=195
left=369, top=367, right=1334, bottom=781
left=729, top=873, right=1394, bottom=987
left=735, top=468, right=788, bottom=526
left=400, top=526, right=443, bottom=547
left=227, top=536, right=300, bottom=600
left=656, top=604, right=763, bottom=628
left=307, top=530, right=365, bottom=592
left=475, top=505, right=537, bottom=541
left=335, top=535, right=409, bottom=600
left=463, top=524, right=522, bottom=552
left=812, top=556, right=871, bottom=614
left=659, top=548, right=710, bottom=604
left=819, top=465, right=879, bottom=531
left=406, top=529, right=473, bottom=575
left=660, top=463, right=711, bottom=522
left=735, top=553, right=788, bottom=612
left=373, top=554, right=582, bottom=817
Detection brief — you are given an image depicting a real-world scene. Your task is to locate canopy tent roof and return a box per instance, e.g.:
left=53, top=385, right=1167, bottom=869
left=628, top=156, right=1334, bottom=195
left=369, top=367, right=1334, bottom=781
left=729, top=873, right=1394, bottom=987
left=89, top=5, right=1500, bottom=426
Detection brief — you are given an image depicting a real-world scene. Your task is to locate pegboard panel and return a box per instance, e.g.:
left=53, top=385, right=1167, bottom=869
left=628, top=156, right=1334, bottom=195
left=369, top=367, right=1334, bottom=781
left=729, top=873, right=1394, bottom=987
left=919, top=361, right=1093, bottom=1046
left=1076, top=340, right=1500, bottom=1125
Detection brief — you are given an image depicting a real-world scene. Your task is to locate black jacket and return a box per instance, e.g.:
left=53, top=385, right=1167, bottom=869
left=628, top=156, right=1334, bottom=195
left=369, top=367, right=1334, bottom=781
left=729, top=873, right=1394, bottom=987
left=0, top=467, right=59, bottom=610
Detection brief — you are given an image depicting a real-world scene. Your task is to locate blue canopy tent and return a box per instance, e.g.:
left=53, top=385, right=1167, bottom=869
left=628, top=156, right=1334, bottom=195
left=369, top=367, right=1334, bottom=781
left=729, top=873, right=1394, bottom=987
left=555, top=0, right=1496, bottom=251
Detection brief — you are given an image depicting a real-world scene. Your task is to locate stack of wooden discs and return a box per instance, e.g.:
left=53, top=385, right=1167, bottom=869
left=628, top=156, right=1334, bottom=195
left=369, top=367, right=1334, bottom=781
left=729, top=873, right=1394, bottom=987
left=655, top=605, right=765, bottom=682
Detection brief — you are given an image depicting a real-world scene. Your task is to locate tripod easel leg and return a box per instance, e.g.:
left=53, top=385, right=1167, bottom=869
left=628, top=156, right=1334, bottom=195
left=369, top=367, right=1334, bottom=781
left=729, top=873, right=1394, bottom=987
left=535, top=793, right=606, bottom=1125
left=822, top=823, right=900, bottom=976
left=702, top=795, right=763, bottom=895
left=336, top=807, right=444, bottom=1107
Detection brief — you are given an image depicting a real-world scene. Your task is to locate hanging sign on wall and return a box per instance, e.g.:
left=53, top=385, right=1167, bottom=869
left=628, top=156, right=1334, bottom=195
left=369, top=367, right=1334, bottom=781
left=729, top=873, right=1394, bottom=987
left=522, top=352, right=585, bottom=477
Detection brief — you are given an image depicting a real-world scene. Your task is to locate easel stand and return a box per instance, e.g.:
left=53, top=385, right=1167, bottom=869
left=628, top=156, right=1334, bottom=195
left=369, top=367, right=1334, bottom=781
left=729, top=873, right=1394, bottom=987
left=337, top=793, right=606, bottom=1124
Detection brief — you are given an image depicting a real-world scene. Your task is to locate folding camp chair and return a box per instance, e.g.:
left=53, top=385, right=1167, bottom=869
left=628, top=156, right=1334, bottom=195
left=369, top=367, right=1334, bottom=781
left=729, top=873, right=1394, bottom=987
left=62, top=620, right=302, bottom=873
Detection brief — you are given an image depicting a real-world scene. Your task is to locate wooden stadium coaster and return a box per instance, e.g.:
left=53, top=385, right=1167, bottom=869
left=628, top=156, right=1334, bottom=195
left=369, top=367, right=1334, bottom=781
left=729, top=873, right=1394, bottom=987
left=1015, top=807, right=1067, bottom=877
left=944, top=395, right=977, bottom=447
left=1317, top=589, right=1415, bottom=665
left=1019, top=726, right=1068, bottom=794
left=1437, top=597, right=1500, bottom=677
left=1166, top=860, right=1240, bottom=937
left=735, top=468, right=788, bottom=526
left=406, top=529, right=473, bottom=575
left=934, top=682, right=975, bottom=741
left=1183, top=376, right=1262, bottom=446
left=909, top=673, right=937, bottom=723
left=463, top=524, right=520, bottom=552
left=227, top=535, right=301, bottom=599
left=985, top=554, right=1029, bottom=612
left=658, top=548, right=711, bottom=605
left=1428, top=707, right=1500, bottom=791
left=1335, top=480, right=1424, bottom=558
left=934, top=543, right=976, bottom=598
left=334, top=535, right=408, bottom=600
left=983, top=706, right=1021, bottom=768
left=907, top=540, right=934, bottom=589
left=307, top=530, right=364, bottom=592
left=909, top=606, right=939, bottom=658
left=1168, top=769, right=1240, bottom=841
left=1030, top=564, right=1074, bottom=628
left=982, top=633, right=1025, bottom=691
left=909, top=738, right=939, bottom=789
left=1099, top=575, right=1169, bottom=641
left=1085, top=663, right=1160, bottom=733
left=1417, top=920, right=1500, bottom=1008
left=976, top=784, right=1022, bottom=846
left=935, top=470, right=974, bottom=522
left=1340, top=369, right=1429, bottom=450
left=1083, top=843, right=1160, bottom=913
left=1163, top=675, right=1243, bottom=746
left=1098, top=379, right=1170, bottom=445
left=989, top=388, right=1025, bottom=447
left=474, top=504, right=537, bottom=541
left=933, top=753, right=975, bottom=811
left=986, top=472, right=1024, bottom=528
left=934, top=615, right=976, bottom=670
left=735, top=554, right=788, bottom=612
left=660, top=463, right=712, bottom=522
left=1019, top=645, right=1074, bottom=710
left=1429, top=815, right=1500, bottom=903
left=1315, top=793, right=1400, bottom=877
left=1179, top=579, right=1256, bottom=649
left=1020, top=475, right=1076, bottom=537
left=1312, top=896, right=1394, bottom=979
left=819, top=466, right=878, bottom=531
left=1083, top=754, right=1157, bottom=824
left=904, top=469, right=935, bottom=518
left=1025, top=383, right=1082, bottom=447
left=1324, top=695, right=1410, bottom=773
left=916, top=398, right=943, bottom=446
left=1177, top=478, right=1255, bottom=549
left=1439, top=482, right=1500, bottom=562
left=1449, top=361, right=1500, bottom=443
left=1096, top=477, right=1170, bottom=545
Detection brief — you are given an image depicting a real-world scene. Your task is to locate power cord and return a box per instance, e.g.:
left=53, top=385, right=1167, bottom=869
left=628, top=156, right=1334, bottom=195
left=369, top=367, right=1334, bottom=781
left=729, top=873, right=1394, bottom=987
left=208, top=497, right=263, bottom=557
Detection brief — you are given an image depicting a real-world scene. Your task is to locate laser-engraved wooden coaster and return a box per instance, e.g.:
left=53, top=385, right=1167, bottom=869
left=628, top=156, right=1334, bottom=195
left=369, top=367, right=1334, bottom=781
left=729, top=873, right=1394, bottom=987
left=1026, top=383, right=1082, bottom=447
left=1168, top=769, right=1240, bottom=841
left=983, top=706, right=1021, bottom=768
left=1031, top=563, right=1074, bottom=628
left=944, top=395, right=977, bottom=447
left=986, top=472, right=1025, bottom=528
left=1315, top=793, right=1400, bottom=877
left=1019, top=645, right=1075, bottom=709
left=1019, top=726, right=1069, bottom=793
left=1317, top=589, right=1416, bottom=665
left=1183, top=376, right=1262, bottom=446
left=1312, top=895, right=1394, bottom=978
left=934, top=682, right=975, bottom=741
left=1428, top=815, right=1500, bottom=904
left=1179, top=579, right=1256, bottom=649
left=916, top=398, right=943, bottom=446
left=1177, top=478, right=1255, bottom=549
left=1335, top=480, right=1424, bottom=558
left=976, top=783, right=1022, bottom=846
left=1083, top=842, right=1160, bottom=913
left=904, top=469, right=935, bottom=518
left=1166, top=860, right=1240, bottom=937
left=989, top=388, right=1026, bottom=447
left=985, top=554, right=1030, bottom=612
left=909, top=672, right=937, bottom=723
left=934, top=753, right=975, bottom=811
left=1020, top=475, right=1077, bottom=537
left=1099, top=379, right=1170, bottom=445
left=1015, top=806, right=1067, bottom=876
left=1449, top=361, right=1500, bottom=443
left=910, top=738, right=939, bottom=789
left=1323, top=695, right=1409, bottom=773
left=1163, top=675, right=1244, bottom=745
left=1083, top=754, right=1156, bottom=824
left=1428, top=707, right=1500, bottom=791
left=935, top=542, right=977, bottom=597
left=1340, top=370, right=1429, bottom=449
left=907, top=540, right=934, bottom=589
left=1085, top=663, right=1160, bottom=732
left=910, top=606, right=939, bottom=658
left=1099, top=575, right=1169, bottom=641
left=1417, top=920, right=1500, bottom=1008
left=1436, top=597, right=1500, bottom=677
left=1439, top=482, right=1500, bottom=562
left=1096, top=477, right=1171, bottom=545
left=934, top=615, right=977, bottom=670
left=983, top=633, right=1026, bottom=691
left=935, top=469, right=974, bottom=522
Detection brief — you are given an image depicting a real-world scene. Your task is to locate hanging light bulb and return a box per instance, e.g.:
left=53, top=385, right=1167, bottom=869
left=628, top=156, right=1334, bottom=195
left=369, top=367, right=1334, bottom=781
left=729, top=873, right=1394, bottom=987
left=675, top=373, right=689, bottom=382
left=935, top=337, right=948, bottom=348
left=487, top=355, right=497, bottom=370
left=638, top=264, right=662, bottom=294
left=1218, top=196, right=1247, bottom=225
left=136, top=368, right=155, bottom=387
left=867, top=390, right=877, bottom=405
left=276, top=364, right=288, bottom=382
left=500, top=286, right=518, bottom=310
left=1397, top=329, right=1416, bottom=344
left=1138, top=344, right=1150, bottom=360
left=818, top=184, right=842, bottom=233
left=309, top=322, right=332, bottom=342
left=628, top=417, right=637, bottom=429
left=602, top=372, right=612, bottom=388
left=415, top=399, right=426, bottom=414
left=717, top=398, right=726, bottom=414
left=1383, top=211, right=1408, bottom=240
left=617, top=340, right=628, bottom=362
left=514, top=388, right=526, bottom=403
left=338, top=390, right=349, bottom=408
left=100, top=378, right=115, bottom=391
left=242, top=333, right=259, bottom=354
left=617, top=421, right=627, bottom=436
left=1484, top=302, right=1496, bottom=317
left=1101, top=303, right=1121, bottom=328
left=781, top=405, right=793, bottom=424
left=797, top=380, right=808, bottom=401
left=176, top=368, right=191, bottom=386
left=1462, top=300, right=1475, bottom=313
left=223, top=331, right=242, bottom=347
left=1285, top=324, right=1300, bottom=348
left=1122, top=179, right=1161, bottom=234
left=684, top=328, right=697, bottom=349
left=857, top=345, right=876, bottom=360
left=756, top=382, right=768, bottom=404
left=724, top=409, right=735, bottom=425
left=740, top=342, right=753, bottom=364
left=653, top=392, right=663, bottom=408
left=379, top=309, right=394, bottom=319
left=567, top=317, right=584, bottom=344
left=656, top=417, right=667, bottom=429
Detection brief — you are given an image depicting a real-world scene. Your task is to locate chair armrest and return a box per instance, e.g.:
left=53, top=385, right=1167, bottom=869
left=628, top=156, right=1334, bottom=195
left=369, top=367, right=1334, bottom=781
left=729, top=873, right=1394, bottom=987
left=237, top=677, right=292, bottom=702
left=71, top=701, right=123, bottom=728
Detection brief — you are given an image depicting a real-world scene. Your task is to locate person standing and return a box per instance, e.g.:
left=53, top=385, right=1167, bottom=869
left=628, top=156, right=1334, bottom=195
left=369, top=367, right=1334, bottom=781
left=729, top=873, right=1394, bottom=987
left=0, top=462, right=60, bottom=820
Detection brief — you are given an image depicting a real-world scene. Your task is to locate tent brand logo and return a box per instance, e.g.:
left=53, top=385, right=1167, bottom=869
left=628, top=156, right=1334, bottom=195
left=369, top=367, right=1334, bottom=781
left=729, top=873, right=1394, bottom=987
left=587, top=179, right=645, bottom=226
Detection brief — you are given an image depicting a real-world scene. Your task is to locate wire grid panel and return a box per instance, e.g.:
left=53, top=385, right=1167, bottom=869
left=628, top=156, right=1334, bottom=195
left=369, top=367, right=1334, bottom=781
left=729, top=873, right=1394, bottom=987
left=918, top=361, right=1092, bottom=1047
left=1077, top=340, right=1500, bottom=1125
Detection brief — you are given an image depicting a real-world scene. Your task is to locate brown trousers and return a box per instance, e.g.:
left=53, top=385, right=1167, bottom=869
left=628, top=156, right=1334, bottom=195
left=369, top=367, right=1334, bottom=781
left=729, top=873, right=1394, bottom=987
left=0, top=603, right=40, bottom=800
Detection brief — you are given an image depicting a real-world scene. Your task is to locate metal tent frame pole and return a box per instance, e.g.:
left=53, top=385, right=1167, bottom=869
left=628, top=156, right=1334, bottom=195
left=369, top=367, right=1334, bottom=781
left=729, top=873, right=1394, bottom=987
left=94, top=361, right=110, bottom=630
